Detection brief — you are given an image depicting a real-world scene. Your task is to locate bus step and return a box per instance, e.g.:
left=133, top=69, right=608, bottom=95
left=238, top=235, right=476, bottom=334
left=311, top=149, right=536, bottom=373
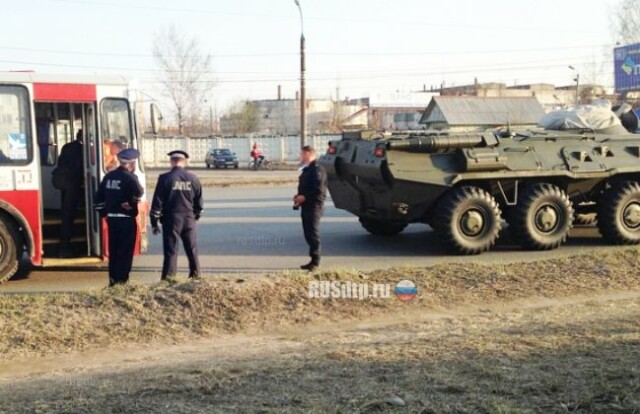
left=42, top=216, right=87, bottom=226
left=41, top=257, right=104, bottom=267
left=42, top=236, right=87, bottom=245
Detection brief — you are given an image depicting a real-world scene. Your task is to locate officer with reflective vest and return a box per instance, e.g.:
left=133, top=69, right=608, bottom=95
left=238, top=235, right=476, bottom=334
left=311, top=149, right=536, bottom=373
left=150, top=150, right=203, bottom=280
left=94, top=148, right=144, bottom=287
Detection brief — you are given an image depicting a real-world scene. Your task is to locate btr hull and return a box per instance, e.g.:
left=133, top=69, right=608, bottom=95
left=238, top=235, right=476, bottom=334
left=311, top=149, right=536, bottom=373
left=320, top=127, right=640, bottom=254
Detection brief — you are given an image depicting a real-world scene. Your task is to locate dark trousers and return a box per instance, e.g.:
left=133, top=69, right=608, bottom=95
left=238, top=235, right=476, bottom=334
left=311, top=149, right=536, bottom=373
left=60, top=186, right=82, bottom=246
left=301, top=203, right=323, bottom=264
left=161, top=214, right=200, bottom=279
left=107, top=217, right=137, bottom=286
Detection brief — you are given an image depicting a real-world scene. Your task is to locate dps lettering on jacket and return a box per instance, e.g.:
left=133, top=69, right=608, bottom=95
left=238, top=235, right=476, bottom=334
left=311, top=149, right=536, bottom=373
left=106, top=179, right=121, bottom=190
left=173, top=181, right=192, bottom=191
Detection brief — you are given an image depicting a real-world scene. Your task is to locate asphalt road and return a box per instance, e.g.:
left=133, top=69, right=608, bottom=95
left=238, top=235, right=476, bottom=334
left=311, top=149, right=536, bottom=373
left=0, top=185, right=620, bottom=293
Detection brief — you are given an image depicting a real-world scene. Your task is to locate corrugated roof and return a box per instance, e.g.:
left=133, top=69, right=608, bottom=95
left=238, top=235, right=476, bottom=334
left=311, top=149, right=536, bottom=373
left=419, top=96, right=545, bottom=126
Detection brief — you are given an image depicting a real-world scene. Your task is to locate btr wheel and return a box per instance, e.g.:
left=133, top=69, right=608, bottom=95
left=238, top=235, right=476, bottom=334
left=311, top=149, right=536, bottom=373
left=510, top=183, right=573, bottom=250
left=433, top=186, right=502, bottom=255
left=597, top=181, right=640, bottom=244
left=0, top=218, right=21, bottom=284
left=359, top=218, right=407, bottom=236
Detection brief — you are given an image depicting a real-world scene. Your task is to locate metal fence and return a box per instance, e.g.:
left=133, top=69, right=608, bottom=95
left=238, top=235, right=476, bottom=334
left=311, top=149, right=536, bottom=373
left=141, top=135, right=340, bottom=168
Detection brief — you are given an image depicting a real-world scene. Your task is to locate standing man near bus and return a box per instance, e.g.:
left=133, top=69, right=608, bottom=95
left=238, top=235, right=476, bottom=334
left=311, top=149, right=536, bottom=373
left=94, top=148, right=144, bottom=287
left=56, top=129, right=84, bottom=258
left=293, top=146, right=327, bottom=271
left=150, top=150, right=203, bottom=280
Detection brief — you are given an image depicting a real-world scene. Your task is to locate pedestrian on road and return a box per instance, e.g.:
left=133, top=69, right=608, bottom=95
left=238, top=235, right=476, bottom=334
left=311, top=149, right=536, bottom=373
left=94, top=148, right=144, bottom=287
left=293, top=145, right=327, bottom=271
left=150, top=150, right=203, bottom=280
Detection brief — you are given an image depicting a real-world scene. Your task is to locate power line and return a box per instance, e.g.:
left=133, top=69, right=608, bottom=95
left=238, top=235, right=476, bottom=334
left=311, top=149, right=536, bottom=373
left=0, top=50, right=613, bottom=79
left=138, top=59, right=616, bottom=84
left=52, top=0, right=288, bottom=20
left=0, top=43, right=615, bottom=59
left=50, top=0, right=608, bottom=35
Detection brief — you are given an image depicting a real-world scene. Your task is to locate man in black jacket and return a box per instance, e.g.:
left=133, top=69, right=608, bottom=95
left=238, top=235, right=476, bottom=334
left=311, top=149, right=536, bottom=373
left=57, top=129, right=84, bottom=257
left=293, top=145, right=327, bottom=271
left=150, top=150, right=203, bottom=280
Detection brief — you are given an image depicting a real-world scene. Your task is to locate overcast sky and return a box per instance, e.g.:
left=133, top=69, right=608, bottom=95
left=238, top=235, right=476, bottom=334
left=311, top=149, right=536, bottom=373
left=0, top=0, right=621, bottom=114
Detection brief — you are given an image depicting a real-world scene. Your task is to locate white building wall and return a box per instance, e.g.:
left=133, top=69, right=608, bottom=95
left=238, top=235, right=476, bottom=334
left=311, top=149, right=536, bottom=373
left=141, top=135, right=341, bottom=168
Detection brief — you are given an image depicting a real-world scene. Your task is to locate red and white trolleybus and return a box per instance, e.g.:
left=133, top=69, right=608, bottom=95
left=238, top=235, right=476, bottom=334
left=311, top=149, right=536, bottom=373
left=0, top=72, right=150, bottom=283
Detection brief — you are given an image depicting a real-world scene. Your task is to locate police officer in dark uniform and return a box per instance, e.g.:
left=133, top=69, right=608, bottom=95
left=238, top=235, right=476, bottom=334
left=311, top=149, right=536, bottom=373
left=294, top=145, right=327, bottom=271
left=150, top=150, right=203, bottom=280
left=94, top=148, right=144, bottom=287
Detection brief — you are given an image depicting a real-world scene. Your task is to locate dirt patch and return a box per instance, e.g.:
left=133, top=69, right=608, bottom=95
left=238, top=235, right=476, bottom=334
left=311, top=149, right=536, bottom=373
left=0, top=292, right=638, bottom=413
left=1, top=248, right=640, bottom=361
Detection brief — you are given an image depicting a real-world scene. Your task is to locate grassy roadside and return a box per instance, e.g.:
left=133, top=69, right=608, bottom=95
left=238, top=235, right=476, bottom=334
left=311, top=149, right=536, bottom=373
left=1, top=248, right=640, bottom=360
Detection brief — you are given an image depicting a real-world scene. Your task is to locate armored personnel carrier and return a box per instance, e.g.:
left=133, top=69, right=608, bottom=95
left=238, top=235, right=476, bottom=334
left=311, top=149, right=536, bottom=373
left=319, top=105, right=640, bottom=254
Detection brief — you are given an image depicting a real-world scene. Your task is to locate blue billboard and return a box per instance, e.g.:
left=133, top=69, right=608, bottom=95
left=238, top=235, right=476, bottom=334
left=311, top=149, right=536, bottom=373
left=614, top=42, right=640, bottom=93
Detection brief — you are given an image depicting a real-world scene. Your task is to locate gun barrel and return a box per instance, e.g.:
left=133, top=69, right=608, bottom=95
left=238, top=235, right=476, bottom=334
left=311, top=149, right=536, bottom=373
left=386, top=135, right=484, bottom=153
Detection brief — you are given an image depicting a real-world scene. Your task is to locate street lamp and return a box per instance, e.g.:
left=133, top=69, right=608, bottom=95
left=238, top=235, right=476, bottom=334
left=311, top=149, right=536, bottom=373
left=204, top=99, right=214, bottom=135
left=294, top=0, right=306, bottom=148
left=569, top=65, right=580, bottom=107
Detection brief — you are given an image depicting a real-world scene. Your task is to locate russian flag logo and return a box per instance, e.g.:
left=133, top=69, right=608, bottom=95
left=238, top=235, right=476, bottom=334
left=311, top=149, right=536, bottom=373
left=394, top=280, right=417, bottom=302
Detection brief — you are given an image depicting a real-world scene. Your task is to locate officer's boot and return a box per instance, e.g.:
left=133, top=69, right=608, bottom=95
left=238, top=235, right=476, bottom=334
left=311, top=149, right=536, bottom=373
left=300, top=255, right=320, bottom=271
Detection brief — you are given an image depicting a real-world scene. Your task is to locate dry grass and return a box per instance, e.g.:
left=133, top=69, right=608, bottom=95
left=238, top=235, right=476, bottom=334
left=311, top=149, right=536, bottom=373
left=1, top=290, right=638, bottom=413
left=1, top=249, right=640, bottom=412
left=1, top=248, right=640, bottom=361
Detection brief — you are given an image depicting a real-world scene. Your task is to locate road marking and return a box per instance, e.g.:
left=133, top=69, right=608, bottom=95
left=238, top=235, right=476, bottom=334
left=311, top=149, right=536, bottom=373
left=197, top=217, right=356, bottom=223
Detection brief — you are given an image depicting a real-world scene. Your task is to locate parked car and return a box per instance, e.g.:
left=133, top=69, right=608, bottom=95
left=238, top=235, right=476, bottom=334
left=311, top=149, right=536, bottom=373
left=206, top=148, right=239, bottom=169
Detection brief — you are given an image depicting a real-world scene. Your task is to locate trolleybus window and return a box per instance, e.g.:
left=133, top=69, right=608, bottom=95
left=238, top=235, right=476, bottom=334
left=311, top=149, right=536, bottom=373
left=0, top=86, right=31, bottom=165
left=101, top=98, right=132, bottom=172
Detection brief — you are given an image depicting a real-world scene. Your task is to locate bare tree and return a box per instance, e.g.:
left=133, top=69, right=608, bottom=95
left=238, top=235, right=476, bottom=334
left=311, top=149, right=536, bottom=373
left=153, top=24, right=214, bottom=135
left=611, top=0, right=640, bottom=44
left=223, top=101, right=260, bottom=135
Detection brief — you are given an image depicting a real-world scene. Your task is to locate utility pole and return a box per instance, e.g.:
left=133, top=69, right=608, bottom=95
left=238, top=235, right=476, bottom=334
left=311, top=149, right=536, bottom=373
left=209, top=106, right=213, bottom=135
left=204, top=98, right=213, bottom=135
left=294, top=0, right=306, bottom=148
